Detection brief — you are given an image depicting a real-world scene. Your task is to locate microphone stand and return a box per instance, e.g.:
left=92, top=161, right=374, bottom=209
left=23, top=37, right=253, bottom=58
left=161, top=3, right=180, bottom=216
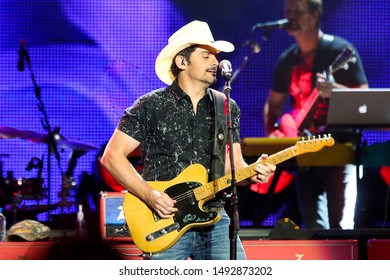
left=222, top=76, right=239, bottom=260
left=23, top=45, right=63, bottom=222
left=218, top=27, right=272, bottom=92
left=217, top=26, right=277, bottom=259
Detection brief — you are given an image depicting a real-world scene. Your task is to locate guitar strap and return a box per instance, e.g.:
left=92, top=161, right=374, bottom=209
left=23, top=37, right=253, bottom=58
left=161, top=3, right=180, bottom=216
left=210, top=89, right=227, bottom=181
left=312, top=34, right=335, bottom=84
left=299, top=34, right=335, bottom=134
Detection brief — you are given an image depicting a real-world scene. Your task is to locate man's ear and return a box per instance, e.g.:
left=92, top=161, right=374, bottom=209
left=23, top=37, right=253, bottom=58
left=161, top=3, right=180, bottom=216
left=175, top=55, right=186, bottom=69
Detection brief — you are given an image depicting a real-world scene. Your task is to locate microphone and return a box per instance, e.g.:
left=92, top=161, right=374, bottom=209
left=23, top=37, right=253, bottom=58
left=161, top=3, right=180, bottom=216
left=252, top=19, right=291, bottom=32
left=18, top=42, right=25, bottom=72
left=17, top=39, right=31, bottom=72
left=219, top=60, right=232, bottom=80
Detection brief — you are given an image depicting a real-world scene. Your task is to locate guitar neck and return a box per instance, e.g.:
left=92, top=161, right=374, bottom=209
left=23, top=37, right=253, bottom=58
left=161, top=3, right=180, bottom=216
left=293, top=88, right=319, bottom=129
left=193, top=146, right=297, bottom=201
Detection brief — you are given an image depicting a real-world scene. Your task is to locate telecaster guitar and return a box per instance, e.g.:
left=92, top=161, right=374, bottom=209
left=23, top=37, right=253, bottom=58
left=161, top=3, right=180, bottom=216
left=123, top=135, right=335, bottom=253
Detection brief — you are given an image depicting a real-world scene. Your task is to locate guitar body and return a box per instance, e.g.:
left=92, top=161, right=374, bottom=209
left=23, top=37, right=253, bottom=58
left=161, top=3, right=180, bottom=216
left=123, top=163, right=220, bottom=253
left=259, top=113, right=297, bottom=194
left=250, top=170, right=294, bottom=194
left=279, top=113, right=299, bottom=137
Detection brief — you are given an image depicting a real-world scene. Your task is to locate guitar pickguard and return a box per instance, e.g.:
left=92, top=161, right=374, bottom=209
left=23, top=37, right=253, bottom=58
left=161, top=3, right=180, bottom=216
left=165, top=181, right=219, bottom=230
left=145, top=181, right=219, bottom=242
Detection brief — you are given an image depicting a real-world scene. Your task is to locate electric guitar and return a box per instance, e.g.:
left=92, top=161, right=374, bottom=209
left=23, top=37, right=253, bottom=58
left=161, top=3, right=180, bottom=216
left=279, top=46, right=355, bottom=137
left=123, top=135, right=335, bottom=253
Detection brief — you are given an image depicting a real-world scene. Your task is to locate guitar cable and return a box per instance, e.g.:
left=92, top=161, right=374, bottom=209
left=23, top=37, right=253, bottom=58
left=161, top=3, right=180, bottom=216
left=109, top=223, right=149, bottom=259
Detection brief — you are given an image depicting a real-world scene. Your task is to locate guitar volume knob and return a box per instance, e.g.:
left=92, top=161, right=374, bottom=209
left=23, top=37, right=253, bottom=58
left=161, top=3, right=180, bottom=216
left=146, top=234, right=154, bottom=241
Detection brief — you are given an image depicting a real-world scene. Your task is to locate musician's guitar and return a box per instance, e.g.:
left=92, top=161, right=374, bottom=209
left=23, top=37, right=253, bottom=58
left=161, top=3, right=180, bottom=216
left=123, top=135, right=335, bottom=253
left=279, top=46, right=355, bottom=137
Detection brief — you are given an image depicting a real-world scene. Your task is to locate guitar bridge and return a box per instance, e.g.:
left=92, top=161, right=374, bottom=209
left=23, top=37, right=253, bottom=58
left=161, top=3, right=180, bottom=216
left=146, top=222, right=180, bottom=241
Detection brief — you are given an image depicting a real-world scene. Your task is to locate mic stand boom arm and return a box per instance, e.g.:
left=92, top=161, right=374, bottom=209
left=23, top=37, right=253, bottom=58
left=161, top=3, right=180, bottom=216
left=218, top=25, right=272, bottom=92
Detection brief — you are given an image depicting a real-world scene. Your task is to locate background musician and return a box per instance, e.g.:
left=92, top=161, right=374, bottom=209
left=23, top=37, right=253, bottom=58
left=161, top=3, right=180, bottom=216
left=264, top=0, right=368, bottom=229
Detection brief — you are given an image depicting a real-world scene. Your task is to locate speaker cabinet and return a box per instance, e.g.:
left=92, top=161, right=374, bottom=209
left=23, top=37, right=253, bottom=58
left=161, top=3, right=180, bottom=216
left=367, top=239, right=390, bottom=260
left=242, top=240, right=358, bottom=260
left=0, top=239, right=358, bottom=260
left=0, top=241, right=53, bottom=260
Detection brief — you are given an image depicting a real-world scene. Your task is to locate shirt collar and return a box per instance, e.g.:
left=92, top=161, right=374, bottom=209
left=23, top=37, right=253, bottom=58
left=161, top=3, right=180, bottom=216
left=169, top=80, right=187, bottom=101
left=169, top=79, right=212, bottom=101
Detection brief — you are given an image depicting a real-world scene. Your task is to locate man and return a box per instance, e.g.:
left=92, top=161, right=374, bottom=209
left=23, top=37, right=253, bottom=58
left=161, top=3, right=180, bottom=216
left=101, top=20, right=276, bottom=260
left=264, top=0, right=368, bottom=229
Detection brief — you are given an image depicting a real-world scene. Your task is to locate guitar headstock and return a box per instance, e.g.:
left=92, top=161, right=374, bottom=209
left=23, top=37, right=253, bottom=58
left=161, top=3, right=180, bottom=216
left=329, top=46, right=355, bottom=75
left=294, top=134, right=335, bottom=155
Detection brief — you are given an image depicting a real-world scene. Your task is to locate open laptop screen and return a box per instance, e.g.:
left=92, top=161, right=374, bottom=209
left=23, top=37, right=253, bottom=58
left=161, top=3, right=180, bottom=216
left=327, top=88, right=390, bottom=128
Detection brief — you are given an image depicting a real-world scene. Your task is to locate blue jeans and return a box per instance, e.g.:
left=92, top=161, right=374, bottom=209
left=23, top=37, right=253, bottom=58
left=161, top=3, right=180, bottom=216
left=295, top=164, right=357, bottom=229
left=148, top=211, right=247, bottom=260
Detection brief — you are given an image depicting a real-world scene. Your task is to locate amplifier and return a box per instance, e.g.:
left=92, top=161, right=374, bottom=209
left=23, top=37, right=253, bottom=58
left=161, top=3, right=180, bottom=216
left=0, top=240, right=358, bottom=260
left=367, top=239, right=390, bottom=259
left=0, top=241, right=53, bottom=260
left=242, top=239, right=358, bottom=260
left=99, top=191, right=132, bottom=241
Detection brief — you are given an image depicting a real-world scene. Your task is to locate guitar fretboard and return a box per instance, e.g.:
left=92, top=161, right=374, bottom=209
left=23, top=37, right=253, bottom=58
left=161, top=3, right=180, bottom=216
left=193, top=146, right=297, bottom=200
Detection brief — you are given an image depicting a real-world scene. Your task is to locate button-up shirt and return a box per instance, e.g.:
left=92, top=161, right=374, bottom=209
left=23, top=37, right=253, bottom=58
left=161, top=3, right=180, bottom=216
left=118, top=80, right=241, bottom=182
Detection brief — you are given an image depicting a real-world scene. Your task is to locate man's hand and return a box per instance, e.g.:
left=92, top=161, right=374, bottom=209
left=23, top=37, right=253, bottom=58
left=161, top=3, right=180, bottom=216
left=145, top=189, right=177, bottom=219
left=316, top=71, right=335, bottom=98
left=248, top=154, right=276, bottom=184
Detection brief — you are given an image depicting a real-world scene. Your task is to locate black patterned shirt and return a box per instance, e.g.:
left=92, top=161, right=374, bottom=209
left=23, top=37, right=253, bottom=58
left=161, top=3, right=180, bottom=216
left=117, top=80, right=241, bottom=182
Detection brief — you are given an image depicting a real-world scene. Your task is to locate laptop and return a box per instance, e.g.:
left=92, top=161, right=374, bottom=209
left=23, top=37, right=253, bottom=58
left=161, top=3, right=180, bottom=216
left=327, top=88, right=390, bottom=128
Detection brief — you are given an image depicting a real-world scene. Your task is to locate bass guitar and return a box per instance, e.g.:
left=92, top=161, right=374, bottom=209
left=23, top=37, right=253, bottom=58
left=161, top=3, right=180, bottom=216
left=123, top=135, right=334, bottom=253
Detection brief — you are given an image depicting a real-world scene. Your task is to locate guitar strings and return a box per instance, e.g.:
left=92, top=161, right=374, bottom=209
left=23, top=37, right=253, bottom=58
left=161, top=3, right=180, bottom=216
left=172, top=191, right=194, bottom=205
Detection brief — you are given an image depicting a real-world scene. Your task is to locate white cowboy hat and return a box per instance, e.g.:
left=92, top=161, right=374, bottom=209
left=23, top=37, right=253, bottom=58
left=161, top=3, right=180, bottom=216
left=155, top=20, right=234, bottom=85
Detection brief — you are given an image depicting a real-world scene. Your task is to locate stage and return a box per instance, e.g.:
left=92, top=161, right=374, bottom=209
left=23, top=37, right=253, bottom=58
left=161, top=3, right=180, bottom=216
left=1, top=228, right=390, bottom=260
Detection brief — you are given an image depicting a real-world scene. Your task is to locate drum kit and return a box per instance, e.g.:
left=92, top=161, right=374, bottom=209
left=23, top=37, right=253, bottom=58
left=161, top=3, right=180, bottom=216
left=0, top=126, right=99, bottom=214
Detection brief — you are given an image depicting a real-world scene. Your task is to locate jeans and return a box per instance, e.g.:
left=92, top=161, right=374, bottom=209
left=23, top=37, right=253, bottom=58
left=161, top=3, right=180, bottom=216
left=295, top=164, right=357, bottom=229
left=149, top=211, right=247, bottom=260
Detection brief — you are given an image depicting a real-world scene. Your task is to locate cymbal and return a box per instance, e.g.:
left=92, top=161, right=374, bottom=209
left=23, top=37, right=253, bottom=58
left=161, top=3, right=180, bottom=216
left=0, top=126, right=99, bottom=151
left=0, top=126, right=45, bottom=140
left=56, top=138, right=99, bottom=151
left=0, top=126, right=18, bottom=139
